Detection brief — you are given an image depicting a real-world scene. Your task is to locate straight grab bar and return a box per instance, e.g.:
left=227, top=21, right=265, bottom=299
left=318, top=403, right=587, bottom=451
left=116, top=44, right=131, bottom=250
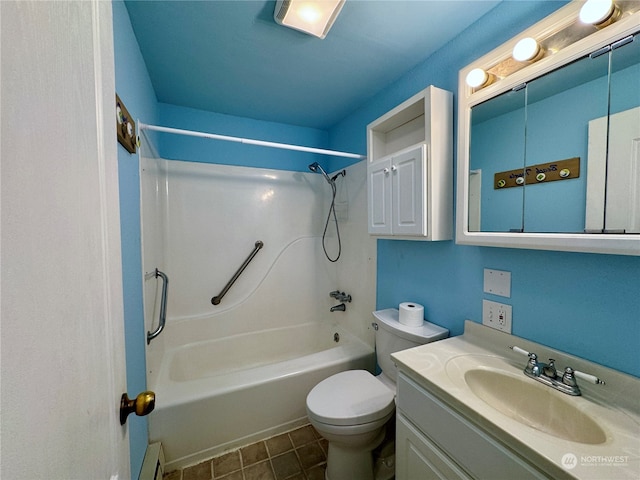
left=147, top=269, right=168, bottom=344
left=212, top=240, right=263, bottom=305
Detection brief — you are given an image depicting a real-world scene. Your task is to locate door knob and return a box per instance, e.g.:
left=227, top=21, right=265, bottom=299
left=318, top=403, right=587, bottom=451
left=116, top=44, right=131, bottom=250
left=120, top=391, right=155, bottom=425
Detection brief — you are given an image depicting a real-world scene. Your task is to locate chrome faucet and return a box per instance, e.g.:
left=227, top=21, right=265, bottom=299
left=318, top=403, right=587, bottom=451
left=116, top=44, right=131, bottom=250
left=510, top=346, right=605, bottom=396
left=330, top=290, right=352, bottom=303
left=330, top=303, right=346, bottom=312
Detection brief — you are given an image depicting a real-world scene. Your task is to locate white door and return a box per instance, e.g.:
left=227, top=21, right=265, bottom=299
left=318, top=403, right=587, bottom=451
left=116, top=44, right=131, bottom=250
left=393, top=145, right=425, bottom=236
left=1, top=1, right=130, bottom=478
left=586, top=106, right=640, bottom=233
left=368, top=157, right=393, bottom=235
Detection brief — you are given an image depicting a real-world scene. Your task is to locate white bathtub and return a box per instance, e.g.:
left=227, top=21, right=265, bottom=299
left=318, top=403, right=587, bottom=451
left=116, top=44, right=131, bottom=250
left=148, top=321, right=374, bottom=470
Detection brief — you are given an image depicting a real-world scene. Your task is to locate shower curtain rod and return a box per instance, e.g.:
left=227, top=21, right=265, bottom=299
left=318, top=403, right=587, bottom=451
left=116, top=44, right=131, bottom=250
left=139, top=123, right=367, bottom=160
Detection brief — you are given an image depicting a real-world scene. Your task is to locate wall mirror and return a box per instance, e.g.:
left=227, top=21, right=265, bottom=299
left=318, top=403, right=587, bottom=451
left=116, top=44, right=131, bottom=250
left=457, top=0, right=640, bottom=255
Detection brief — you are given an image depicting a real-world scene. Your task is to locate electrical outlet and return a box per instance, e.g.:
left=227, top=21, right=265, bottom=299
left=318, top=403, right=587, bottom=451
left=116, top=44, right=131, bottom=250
left=482, top=299, right=512, bottom=333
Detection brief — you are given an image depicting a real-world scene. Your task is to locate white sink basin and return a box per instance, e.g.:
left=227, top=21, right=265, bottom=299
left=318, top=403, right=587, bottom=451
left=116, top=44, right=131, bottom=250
left=444, top=354, right=608, bottom=444
left=463, top=367, right=607, bottom=444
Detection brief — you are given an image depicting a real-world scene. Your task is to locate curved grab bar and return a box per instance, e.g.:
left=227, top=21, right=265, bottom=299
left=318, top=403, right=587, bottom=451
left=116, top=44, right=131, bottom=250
left=212, top=240, right=263, bottom=305
left=147, top=269, right=168, bottom=344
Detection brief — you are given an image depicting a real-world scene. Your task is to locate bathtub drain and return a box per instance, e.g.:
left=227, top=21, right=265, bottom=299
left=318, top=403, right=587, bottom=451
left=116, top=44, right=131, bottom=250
left=333, top=332, right=340, bottom=343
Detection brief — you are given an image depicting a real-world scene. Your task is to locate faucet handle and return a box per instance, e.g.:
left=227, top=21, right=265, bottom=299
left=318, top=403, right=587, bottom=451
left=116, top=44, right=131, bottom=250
left=562, top=367, right=605, bottom=389
left=510, top=346, right=542, bottom=376
left=509, top=345, right=531, bottom=357
left=571, top=368, right=606, bottom=385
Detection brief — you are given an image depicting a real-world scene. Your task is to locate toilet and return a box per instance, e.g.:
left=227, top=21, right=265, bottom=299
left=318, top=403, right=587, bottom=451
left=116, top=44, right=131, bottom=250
left=306, top=308, right=449, bottom=480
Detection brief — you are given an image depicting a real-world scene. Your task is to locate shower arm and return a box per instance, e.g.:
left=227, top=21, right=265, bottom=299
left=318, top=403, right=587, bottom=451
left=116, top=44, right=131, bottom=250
left=147, top=269, right=169, bottom=344
left=212, top=240, right=264, bottom=305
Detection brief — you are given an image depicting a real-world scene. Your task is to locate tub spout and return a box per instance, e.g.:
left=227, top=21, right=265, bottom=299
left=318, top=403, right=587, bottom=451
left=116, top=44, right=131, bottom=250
left=330, top=303, right=346, bottom=312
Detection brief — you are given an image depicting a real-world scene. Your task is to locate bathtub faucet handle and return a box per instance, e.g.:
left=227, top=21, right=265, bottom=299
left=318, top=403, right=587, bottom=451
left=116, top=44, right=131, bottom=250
left=330, top=290, right=352, bottom=303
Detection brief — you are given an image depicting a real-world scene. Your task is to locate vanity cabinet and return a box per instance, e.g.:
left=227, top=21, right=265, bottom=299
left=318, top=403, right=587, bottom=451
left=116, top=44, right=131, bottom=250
left=367, top=86, right=453, bottom=240
left=396, top=372, right=548, bottom=480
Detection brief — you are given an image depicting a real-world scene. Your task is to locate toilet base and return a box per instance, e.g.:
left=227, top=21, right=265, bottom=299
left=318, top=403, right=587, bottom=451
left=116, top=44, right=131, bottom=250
left=325, top=428, right=386, bottom=480
left=373, top=436, right=395, bottom=480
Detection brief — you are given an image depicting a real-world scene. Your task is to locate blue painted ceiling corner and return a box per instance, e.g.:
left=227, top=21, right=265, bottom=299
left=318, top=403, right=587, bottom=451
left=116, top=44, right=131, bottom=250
left=123, top=0, right=502, bottom=130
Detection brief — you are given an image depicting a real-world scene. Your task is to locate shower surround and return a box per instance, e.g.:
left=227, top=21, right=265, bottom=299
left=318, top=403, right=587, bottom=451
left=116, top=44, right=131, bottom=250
left=140, top=154, right=376, bottom=469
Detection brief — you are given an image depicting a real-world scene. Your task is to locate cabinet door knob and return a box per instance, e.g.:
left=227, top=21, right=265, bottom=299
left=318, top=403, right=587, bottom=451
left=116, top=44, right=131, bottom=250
left=391, top=165, right=397, bottom=171
left=383, top=167, right=390, bottom=174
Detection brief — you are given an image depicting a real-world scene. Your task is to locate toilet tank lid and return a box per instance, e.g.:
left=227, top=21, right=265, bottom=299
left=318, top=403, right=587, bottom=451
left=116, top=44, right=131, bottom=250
left=372, top=309, right=449, bottom=343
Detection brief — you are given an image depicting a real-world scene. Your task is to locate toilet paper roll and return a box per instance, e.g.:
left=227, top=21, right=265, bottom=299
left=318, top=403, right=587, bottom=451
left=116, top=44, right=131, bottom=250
left=399, top=302, right=424, bottom=327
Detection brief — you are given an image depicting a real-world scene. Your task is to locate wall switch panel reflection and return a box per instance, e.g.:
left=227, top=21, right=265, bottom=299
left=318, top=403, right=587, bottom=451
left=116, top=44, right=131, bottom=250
left=482, top=299, right=512, bottom=333
left=483, top=269, right=511, bottom=297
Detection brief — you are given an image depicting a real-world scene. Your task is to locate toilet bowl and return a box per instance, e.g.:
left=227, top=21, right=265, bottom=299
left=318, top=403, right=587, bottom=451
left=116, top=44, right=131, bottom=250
left=306, top=308, right=449, bottom=480
left=307, top=370, right=394, bottom=480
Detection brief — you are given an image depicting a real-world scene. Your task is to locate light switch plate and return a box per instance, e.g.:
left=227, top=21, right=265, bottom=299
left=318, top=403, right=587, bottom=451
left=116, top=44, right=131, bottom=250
left=483, top=269, right=511, bottom=297
left=482, top=299, right=512, bottom=333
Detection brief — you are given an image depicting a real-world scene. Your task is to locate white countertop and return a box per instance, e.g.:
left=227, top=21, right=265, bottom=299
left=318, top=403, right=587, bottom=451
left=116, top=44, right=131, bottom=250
left=392, top=320, right=640, bottom=479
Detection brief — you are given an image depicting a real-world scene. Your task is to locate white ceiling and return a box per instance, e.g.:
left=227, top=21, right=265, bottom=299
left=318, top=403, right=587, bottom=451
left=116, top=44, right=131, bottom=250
left=125, top=1, right=501, bottom=129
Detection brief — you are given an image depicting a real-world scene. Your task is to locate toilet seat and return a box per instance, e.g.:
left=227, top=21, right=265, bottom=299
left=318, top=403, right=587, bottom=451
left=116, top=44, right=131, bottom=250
left=306, top=370, right=395, bottom=426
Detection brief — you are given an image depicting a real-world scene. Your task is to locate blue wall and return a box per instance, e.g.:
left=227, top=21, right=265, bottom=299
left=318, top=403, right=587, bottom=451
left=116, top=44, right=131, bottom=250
left=112, top=1, right=159, bottom=477
left=157, top=103, right=330, bottom=172
left=328, top=1, right=640, bottom=378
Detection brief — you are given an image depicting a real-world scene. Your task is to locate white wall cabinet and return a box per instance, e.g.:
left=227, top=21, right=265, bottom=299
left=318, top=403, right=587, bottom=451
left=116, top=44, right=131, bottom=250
left=367, top=86, right=453, bottom=240
left=396, top=373, right=548, bottom=480
left=368, top=144, right=425, bottom=236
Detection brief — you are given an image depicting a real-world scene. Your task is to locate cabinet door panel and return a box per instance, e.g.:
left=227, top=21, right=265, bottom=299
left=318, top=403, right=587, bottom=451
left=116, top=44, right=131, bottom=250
left=393, top=145, right=425, bottom=235
left=397, top=414, right=471, bottom=480
left=368, top=159, right=392, bottom=234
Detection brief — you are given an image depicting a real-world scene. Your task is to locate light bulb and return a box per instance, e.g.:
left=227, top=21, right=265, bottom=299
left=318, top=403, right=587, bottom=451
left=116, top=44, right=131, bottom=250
left=513, top=37, right=541, bottom=62
left=466, top=68, right=490, bottom=89
left=579, top=0, right=616, bottom=25
left=297, top=4, right=321, bottom=24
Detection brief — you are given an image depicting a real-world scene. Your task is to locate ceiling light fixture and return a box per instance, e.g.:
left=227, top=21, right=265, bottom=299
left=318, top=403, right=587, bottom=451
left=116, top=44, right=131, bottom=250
left=512, top=37, right=543, bottom=63
left=274, top=0, right=345, bottom=39
left=579, top=0, right=620, bottom=28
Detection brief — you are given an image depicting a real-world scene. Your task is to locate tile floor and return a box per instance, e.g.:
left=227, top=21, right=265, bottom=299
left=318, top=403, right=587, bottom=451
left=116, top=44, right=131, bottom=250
left=163, top=424, right=328, bottom=480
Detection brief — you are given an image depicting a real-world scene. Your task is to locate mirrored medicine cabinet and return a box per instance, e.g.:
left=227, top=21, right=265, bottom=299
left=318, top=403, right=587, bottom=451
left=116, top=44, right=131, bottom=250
left=456, top=1, right=640, bottom=255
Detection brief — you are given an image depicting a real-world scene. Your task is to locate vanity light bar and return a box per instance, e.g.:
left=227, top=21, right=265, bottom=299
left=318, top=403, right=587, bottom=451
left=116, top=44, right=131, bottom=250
left=464, top=0, right=638, bottom=90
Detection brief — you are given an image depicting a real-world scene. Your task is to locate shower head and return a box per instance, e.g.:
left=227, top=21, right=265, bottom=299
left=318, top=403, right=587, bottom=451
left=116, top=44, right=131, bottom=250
left=308, top=162, right=333, bottom=185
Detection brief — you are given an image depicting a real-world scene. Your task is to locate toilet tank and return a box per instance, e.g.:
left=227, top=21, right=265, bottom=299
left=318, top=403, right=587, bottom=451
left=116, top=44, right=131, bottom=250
left=372, top=308, right=449, bottom=383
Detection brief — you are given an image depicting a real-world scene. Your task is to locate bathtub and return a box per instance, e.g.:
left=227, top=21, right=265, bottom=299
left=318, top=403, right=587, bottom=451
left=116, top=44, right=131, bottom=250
left=148, top=321, right=374, bottom=470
